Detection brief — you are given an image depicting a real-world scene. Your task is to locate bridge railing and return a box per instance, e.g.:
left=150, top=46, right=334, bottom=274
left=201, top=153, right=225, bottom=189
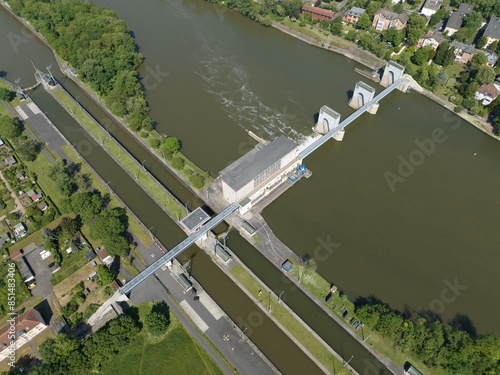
left=298, top=78, right=406, bottom=159
left=120, top=202, right=240, bottom=295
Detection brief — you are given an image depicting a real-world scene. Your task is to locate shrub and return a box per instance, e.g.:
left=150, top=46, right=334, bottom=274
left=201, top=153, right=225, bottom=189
left=189, top=174, right=205, bottom=189
left=149, top=138, right=161, bottom=149
left=170, top=156, right=184, bottom=170
left=163, top=137, right=180, bottom=154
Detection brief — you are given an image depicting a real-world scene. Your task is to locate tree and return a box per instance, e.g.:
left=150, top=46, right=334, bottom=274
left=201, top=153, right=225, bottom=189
left=170, top=156, right=184, bottom=170
left=60, top=216, right=79, bottom=235
left=429, top=8, right=447, bottom=29
left=393, top=3, right=404, bottom=13
left=163, top=137, right=180, bottom=154
left=463, top=11, right=482, bottom=32
left=472, top=52, right=488, bottom=65
left=103, top=235, right=129, bottom=257
left=97, top=264, right=115, bottom=285
left=69, top=192, right=102, bottom=223
left=443, top=46, right=456, bottom=67
left=90, top=209, right=125, bottom=241
left=357, top=13, right=371, bottom=30
left=406, top=14, right=427, bottom=46
left=0, top=115, right=22, bottom=139
left=0, top=88, right=15, bottom=102
left=383, top=27, right=403, bottom=46
left=412, top=48, right=429, bottom=65
left=437, top=70, right=448, bottom=84
left=189, top=174, right=205, bottom=189
left=14, top=137, right=39, bottom=161
left=474, top=66, right=496, bottom=84
left=366, top=1, right=382, bottom=17
left=144, top=303, right=170, bottom=337
left=476, top=36, right=488, bottom=49
left=330, top=16, right=343, bottom=35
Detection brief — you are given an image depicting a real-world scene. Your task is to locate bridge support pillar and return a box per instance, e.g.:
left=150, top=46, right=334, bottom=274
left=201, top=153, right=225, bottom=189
left=348, top=81, right=377, bottom=114
left=333, top=129, right=345, bottom=141
left=380, top=61, right=405, bottom=90
left=313, top=105, right=341, bottom=135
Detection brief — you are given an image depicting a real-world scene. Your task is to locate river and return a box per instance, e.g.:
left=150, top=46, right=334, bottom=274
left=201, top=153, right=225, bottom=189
left=1, top=0, right=499, bottom=370
left=82, top=0, right=500, bottom=335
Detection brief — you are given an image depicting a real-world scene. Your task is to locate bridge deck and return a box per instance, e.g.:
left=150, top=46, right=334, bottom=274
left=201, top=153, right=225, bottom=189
left=298, top=78, right=405, bottom=159
left=120, top=202, right=240, bottom=295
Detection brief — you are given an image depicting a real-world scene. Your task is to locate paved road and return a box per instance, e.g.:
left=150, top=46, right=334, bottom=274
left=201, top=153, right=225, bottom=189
left=1, top=99, right=71, bottom=163
left=25, top=243, right=53, bottom=299
left=130, top=238, right=277, bottom=375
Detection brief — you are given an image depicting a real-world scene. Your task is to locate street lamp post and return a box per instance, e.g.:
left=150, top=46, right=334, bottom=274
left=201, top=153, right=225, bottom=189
left=148, top=226, right=154, bottom=241
left=72, top=143, right=80, bottom=158
left=278, top=291, right=284, bottom=304
left=343, top=355, right=354, bottom=367
left=142, top=160, right=147, bottom=174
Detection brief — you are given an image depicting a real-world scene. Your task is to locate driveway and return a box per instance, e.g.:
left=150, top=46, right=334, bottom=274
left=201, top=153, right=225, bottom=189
left=25, top=244, right=53, bottom=298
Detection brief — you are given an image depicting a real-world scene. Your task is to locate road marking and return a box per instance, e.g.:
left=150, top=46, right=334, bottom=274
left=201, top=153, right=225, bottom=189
left=198, top=291, right=224, bottom=320
left=27, top=102, right=40, bottom=114
left=15, top=106, right=28, bottom=120
left=179, top=300, right=209, bottom=333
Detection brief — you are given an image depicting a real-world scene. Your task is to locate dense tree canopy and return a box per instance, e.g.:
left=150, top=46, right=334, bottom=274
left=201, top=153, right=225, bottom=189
left=97, top=264, right=115, bottom=285
left=6, top=0, right=151, bottom=131
left=356, top=303, right=500, bottom=374
left=0, top=115, right=22, bottom=139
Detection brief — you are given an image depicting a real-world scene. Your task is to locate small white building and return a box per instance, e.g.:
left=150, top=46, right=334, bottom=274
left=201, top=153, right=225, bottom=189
left=420, top=0, right=443, bottom=17
left=220, top=136, right=299, bottom=204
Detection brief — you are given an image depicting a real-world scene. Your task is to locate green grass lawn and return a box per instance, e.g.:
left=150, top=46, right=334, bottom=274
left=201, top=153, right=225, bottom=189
left=230, top=264, right=349, bottom=374
left=101, top=302, right=225, bottom=375
left=53, top=89, right=186, bottom=220
left=24, top=151, right=67, bottom=209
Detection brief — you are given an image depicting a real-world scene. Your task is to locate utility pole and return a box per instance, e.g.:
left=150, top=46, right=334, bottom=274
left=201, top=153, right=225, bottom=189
left=105, top=126, right=111, bottom=139
left=268, top=291, right=272, bottom=313
left=133, top=169, right=139, bottom=181
left=185, top=201, right=189, bottom=214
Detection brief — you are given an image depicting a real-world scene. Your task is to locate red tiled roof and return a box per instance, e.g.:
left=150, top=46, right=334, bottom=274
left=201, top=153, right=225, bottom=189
left=302, top=5, right=335, bottom=18
left=10, top=250, right=22, bottom=260
left=479, top=83, right=499, bottom=98
left=0, top=308, right=45, bottom=353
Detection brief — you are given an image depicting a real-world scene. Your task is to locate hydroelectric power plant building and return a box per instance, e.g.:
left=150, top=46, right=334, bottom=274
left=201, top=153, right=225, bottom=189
left=220, top=136, right=300, bottom=207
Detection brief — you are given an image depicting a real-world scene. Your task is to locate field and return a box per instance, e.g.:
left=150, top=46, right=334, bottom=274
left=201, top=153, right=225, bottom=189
left=101, top=302, right=225, bottom=375
left=53, top=258, right=102, bottom=302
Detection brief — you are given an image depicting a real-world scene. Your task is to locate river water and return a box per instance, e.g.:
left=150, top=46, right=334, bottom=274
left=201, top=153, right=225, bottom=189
left=84, top=0, right=500, bottom=335
left=1, top=0, right=499, bottom=370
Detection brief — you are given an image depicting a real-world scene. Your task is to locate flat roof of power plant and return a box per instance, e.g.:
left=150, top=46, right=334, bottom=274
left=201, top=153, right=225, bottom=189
left=220, top=135, right=297, bottom=191
left=180, top=207, right=210, bottom=232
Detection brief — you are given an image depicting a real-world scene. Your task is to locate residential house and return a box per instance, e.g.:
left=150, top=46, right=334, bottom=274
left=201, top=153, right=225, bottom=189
left=372, top=8, right=408, bottom=31
left=4, top=156, right=16, bottom=167
left=474, top=83, right=500, bottom=105
left=36, top=201, right=48, bottom=211
left=26, top=189, right=42, bottom=202
left=13, top=223, right=26, bottom=238
left=484, top=17, right=500, bottom=49
left=451, top=42, right=477, bottom=63
left=0, top=308, right=48, bottom=362
left=343, top=7, right=366, bottom=25
left=420, top=0, right=443, bottom=17
left=15, top=172, right=26, bottom=181
left=9, top=249, right=22, bottom=261
left=485, top=50, right=498, bottom=67
left=301, top=5, right=335, bottom=22
left=97, top=247, right=113, bottom=266
left=416, top=32, right=446, bottom=49
left=444, top=3, right=473, bottom=36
